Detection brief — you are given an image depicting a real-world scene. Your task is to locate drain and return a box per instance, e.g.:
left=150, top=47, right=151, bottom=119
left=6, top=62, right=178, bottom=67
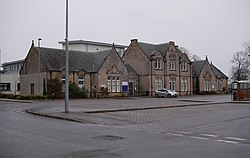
left=92, top=135, right=124, bottom=141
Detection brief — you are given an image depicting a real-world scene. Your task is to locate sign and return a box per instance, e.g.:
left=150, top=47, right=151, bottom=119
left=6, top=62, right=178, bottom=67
left=122, top=82, right=128, bottom=93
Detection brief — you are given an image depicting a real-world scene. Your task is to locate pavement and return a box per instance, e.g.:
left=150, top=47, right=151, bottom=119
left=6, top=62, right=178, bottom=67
left=4, top=94, right=249, bottom=124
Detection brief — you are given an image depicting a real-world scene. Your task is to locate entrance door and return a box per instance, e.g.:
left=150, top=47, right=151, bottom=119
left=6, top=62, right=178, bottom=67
left=30, top=83, right=34, bottom=95
left=128, top=81, right=134, bottom=96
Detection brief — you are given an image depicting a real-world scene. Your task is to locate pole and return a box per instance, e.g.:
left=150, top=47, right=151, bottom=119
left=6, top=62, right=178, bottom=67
left=65, top=0, right=69, bottom=113
left=38, top=38, right=42, bottom=95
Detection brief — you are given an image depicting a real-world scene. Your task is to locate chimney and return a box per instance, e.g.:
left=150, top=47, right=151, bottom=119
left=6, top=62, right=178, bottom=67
left=131, top=39, right=138, bottom=44
left=169, top=41, right=175, bottom=45
left=31, top=40, right=34, bottom=47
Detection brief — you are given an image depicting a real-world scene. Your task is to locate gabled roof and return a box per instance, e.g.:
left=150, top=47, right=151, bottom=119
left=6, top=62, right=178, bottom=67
left=35, top=47, right=110, bottom=72
left=137, top=42, right=169, bottom=58
left=211, top=64, right=228, bottom=79
left=125, top=64, right=138, bottom=75
left=192, top=60, right=228, bottom=79
left=192, top=60, right=205, bottom=78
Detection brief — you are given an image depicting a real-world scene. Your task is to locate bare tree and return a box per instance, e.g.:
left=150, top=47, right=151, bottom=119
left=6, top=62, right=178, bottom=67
left=179, top=46, right=201, bottom=61
left=230, top=42, right=250, bottom=81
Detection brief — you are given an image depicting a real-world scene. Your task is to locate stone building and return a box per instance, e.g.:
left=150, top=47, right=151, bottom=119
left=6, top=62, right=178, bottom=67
left=20, top=42, right=130, bottom=97
left=20, top=39, right=227, bottom=97
left=122, top=39, right=193, bottom=96
left=192, top=56, right=228, bottom=94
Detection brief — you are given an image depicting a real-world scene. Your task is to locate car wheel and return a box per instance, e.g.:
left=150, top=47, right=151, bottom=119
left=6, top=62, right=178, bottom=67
left=167, top=94, right=171, bottom=98
left=155, top=94, right=159, bottom=98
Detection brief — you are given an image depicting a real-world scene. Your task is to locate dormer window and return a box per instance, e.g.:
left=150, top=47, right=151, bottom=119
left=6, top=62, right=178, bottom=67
left=155, top=58, right=162, bottom=69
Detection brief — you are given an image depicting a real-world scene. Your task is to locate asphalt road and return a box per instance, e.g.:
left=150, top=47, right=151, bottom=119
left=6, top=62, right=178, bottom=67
left=0, top=99, right=250, bottom=158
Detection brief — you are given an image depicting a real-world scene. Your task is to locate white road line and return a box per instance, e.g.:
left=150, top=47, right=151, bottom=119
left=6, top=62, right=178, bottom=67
left=216, top=139, right=239, bottom=144
left=167, top=133, right=184, bottom=137
left=177, top=131, right=192, bottom=134
left=190, top=136, right=209, bottom=140
left=200, top=134, right=218, bottom=138
left=225, top=137, right=247, bottom=141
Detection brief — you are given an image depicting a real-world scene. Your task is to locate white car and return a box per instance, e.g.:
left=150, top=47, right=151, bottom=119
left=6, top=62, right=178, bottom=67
left=155, top=88, right=179, bottom=98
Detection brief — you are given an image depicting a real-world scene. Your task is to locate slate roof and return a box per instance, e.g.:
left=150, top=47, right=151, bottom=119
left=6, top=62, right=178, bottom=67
left=211, top=64, right=228, bottom=79
left=125, top=64, right=138, bottom=75
left=192, top=60, right=205, bottom=78
left=137, top=42, right=169, bottom=58
left=192, top=60, right=228, bottom=79
left=35, top=47, right=110, bottom=72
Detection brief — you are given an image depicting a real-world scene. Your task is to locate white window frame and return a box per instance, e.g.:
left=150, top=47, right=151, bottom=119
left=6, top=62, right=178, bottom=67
left=204, top=79, right=211, bottom=91
left=170, top=78, right=176, bottom=91
left=107, top=76, right=121, bottom=92
left=181, top=78, right=188, bottom=91
left=155, top=58, right=162, bottom=70
left=155, top=77, right=163, bottom=90
left=78, top=75, right=84, bottom=88
left=170, top=59, right=176, bottom=70
left=61, top=74, right=65, bottom=84
left=181, top=60, right=187, bottom=71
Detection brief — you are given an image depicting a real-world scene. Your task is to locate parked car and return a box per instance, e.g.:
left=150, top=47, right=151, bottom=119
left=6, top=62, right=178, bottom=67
left=155, top=88, right=179, bottom=98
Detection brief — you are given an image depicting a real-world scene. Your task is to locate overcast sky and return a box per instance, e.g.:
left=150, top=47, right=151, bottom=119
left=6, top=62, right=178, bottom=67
left=1, top=0, right=250, bottom=77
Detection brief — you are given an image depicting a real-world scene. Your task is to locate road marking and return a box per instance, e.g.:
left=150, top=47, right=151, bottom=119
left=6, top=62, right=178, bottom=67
left=4, top=109, right=25, bottom=113
left=216, top=139, right=239, bottom=144
left=190, top=136, right=209, bottom=140
left=177, top=131, right=192, bottom=134
left=200, top=134, right=218, bottom=138
left=167, top=133, right=184, bottom=137
left=225, top=137, right=247, bottom=141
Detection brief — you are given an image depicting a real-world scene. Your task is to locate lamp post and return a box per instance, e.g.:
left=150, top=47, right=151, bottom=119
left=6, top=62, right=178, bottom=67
left=64, top=0, right=69, bottom=113
left=38, top=38, right=42, bottom=95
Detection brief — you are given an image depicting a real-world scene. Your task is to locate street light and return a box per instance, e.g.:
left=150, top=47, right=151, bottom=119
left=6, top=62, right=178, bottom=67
left=64, top=0, right=69, bottom=113
left=38, top=38, right=42, bottom=95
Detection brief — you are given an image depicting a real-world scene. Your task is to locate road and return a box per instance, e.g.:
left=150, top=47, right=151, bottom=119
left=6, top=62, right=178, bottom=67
left=0, top=99, right=250, bottom=158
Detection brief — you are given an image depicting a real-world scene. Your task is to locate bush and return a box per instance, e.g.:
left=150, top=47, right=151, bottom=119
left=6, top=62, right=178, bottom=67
left=69, top=83, right=88, bottom=98
left=199, top=91, right=217, bottom=95
left=7, top=94, right=17, bottom=99
left=79, top=87, right=88, bottom=98
left=47, top=78, right=63, bottom=99
left=0, top=93, right=8, bottom=98
left=69, top=83, right=80, bottom=98
left=100, top=87, right=109, bottom=97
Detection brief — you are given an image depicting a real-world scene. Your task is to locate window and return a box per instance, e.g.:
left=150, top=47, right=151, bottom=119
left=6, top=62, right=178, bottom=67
left=181, top=78, right=188, bottom=91
left=17, top=83, right=20, bottom=91
left=30, top=83, right=34, bottom=95
left=181, top=60, right=188, bottom=71
left=0, top=83, right=11, bottom=91
left=107, top=76, right=120, bottom=92
left=78, top=75, right=84, bottom=88
left=14, top=64, right=17, bottom=71
left=170, top=59, right=176, bottom=70
left=4, top=67, right=8, bottom=72
left=155, top=77, right=163, bottom=90
left=10, top=65, right=14, bottom=71
left=204, top=79, right=211, bottom=91
left=219, top=80, right=223, bottom=90
left=170, top=78, right=176, bottom=91
left=155, top=58, right=162, bottom=69
left=61, top=74, right=65, bottom=84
